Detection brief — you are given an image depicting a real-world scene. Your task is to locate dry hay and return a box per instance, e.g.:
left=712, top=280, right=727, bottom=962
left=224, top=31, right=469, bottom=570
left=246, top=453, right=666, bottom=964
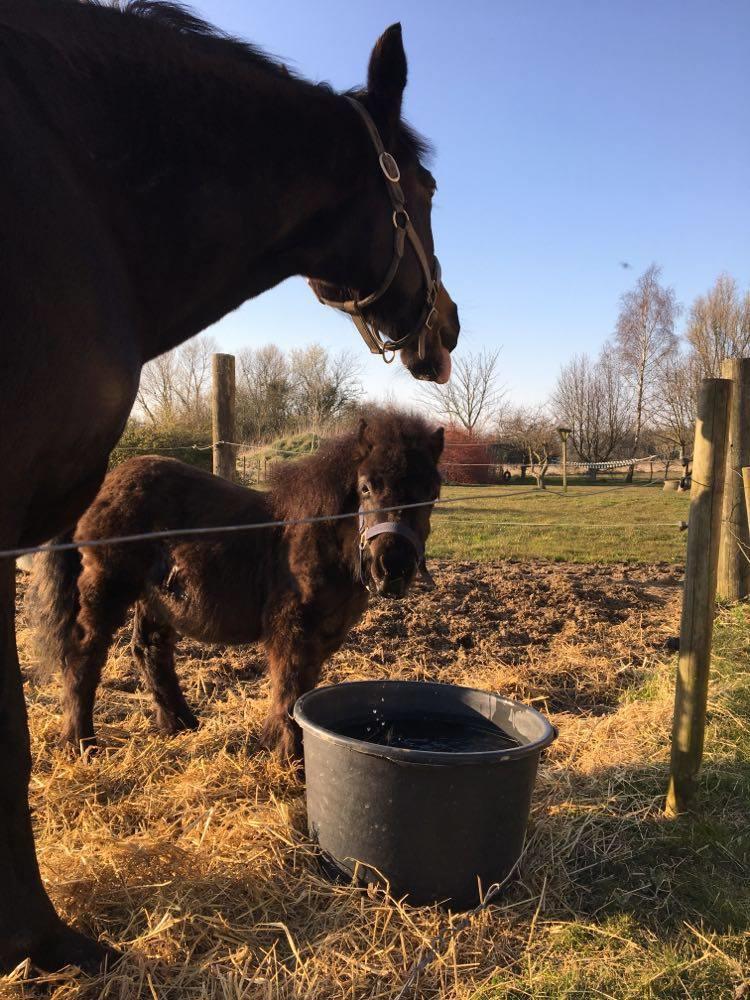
left=3, top=560, right=689, bottom=999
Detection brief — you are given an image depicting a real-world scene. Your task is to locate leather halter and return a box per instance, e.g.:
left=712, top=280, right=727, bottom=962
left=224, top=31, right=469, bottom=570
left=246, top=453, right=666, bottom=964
left=310, top=96, right=441, bottom=363
left=357, top=509, right=434, bottom=590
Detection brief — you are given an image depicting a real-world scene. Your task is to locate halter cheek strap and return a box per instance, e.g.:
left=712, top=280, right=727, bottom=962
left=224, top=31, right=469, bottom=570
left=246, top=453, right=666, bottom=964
left=310, top=97, right=441, bottom=363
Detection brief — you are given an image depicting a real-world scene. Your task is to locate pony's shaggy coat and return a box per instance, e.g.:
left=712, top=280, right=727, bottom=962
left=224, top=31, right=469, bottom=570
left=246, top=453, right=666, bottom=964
left=28, top=412, right=443, bottom=761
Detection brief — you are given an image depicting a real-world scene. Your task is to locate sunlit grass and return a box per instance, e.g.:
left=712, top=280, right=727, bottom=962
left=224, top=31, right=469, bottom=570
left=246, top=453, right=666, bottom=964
left=430, top=481, right=690, bottom=564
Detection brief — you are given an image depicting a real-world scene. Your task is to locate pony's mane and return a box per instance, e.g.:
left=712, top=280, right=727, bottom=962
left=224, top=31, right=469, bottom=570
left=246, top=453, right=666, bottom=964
left=1, top=0, right=431, bottom=163
left=269, top=409, right=439, bottom=521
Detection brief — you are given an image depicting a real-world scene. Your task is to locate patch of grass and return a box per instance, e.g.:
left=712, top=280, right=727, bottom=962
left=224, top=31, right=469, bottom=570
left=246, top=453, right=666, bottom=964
left=430, top=482, right=690, bottom=563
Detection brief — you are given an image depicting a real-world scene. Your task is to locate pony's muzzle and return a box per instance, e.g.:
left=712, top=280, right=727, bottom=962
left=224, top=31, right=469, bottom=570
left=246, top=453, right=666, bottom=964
left=372, top=546, right=416, bottom=598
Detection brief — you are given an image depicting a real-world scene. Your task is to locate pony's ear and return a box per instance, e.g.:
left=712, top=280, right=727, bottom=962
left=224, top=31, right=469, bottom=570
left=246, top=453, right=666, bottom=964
left=367, top=23, right=407, bottom=131
left=355, top=418, right=374, bottom=461
left=430, top=427, right=445, bottom=463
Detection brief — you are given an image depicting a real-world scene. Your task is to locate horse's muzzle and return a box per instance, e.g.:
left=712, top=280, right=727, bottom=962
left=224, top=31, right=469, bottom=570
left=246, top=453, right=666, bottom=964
left=401, top=288, right=460, bottom=384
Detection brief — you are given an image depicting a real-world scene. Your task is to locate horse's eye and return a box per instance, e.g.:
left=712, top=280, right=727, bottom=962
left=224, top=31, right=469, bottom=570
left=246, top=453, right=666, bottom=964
left=360, top=482, right=370, bottom=495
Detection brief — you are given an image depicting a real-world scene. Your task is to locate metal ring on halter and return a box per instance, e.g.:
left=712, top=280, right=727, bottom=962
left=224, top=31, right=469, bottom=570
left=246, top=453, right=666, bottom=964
left=379, top=152, right=401, bottom=183
left=393, top=209, right=409, bottom=230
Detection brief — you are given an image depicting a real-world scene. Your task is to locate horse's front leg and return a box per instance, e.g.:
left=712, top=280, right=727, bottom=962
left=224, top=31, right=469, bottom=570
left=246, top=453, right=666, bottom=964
left=262, top=626, right=325, bottom=763
left=0, top=559, right=114, bottom=972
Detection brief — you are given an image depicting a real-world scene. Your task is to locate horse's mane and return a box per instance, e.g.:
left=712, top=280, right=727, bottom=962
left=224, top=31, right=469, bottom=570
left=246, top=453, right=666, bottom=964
left=0, top=0, right=303, bottom=83
left=1, top=0, right=431, bottom=162
left=269, top=409, right=440, bottom=521
left=86, top=0, right=302, bottom=82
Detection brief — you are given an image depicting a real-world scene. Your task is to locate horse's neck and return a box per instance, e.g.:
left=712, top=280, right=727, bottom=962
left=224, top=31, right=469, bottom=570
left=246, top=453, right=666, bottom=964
left=64, top=30, right=368, bottom=360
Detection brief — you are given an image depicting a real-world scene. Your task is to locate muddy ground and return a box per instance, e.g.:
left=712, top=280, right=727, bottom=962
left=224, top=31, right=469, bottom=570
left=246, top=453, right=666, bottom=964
left=17, top=559, right=683, bottom=743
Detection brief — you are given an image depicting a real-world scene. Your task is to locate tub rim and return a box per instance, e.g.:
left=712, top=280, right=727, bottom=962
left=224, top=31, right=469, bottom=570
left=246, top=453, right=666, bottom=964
left=293, top=679, right=557, bottom=766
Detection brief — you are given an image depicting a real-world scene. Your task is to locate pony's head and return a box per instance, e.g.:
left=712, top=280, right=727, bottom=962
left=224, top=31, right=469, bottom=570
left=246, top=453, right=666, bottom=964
left=354, top=412, right=444, bottom=598
left=308, top=24, right=460, bottom=383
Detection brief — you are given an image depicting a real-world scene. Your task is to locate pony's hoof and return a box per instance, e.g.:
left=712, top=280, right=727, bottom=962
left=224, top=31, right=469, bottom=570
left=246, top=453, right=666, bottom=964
left=157, top=706, right=199, bottom=736
left=24, top=923, right=118, bottom=975
left=262, top=715, right=303, bottom=763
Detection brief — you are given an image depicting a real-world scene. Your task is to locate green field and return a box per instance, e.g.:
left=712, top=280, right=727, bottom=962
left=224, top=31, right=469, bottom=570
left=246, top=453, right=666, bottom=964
left=429, top=481, right=691, bottom=564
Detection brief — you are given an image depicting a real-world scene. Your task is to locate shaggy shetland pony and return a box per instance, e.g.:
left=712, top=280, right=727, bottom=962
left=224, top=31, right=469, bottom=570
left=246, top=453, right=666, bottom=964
left=28, top=412, right=444, bottom=763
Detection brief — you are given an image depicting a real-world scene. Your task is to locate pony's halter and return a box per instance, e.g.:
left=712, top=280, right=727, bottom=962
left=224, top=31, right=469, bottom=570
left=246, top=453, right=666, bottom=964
left=357, top=509, right=434, bottom=591
left=310, top=96, right=442, bottom=364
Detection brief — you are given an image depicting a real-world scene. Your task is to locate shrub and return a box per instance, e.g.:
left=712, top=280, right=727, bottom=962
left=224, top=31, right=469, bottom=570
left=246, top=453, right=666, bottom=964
left=439, top=427, right=498, bottom=485
left=109, top=421, right=212, bottom=472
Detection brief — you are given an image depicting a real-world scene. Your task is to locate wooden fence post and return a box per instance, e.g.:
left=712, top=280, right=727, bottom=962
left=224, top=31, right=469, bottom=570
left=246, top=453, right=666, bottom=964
left=717, top=357, right=750, bottom=601
left=743, top=468, right=750, bottom=538
left=212, top=353, right=236, bottom=481
left=666, top=377, right=732, bottom=816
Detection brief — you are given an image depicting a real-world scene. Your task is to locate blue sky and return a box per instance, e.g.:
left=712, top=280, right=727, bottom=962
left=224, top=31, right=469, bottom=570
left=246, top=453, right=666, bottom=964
left=197, top=0, right=749, bottom=407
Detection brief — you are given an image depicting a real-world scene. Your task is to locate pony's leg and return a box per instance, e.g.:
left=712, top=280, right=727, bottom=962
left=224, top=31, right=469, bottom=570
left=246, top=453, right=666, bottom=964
left=131, top=603, right=198, bottom=736
left=0, top=559, right=114, bottom=972
left=60, top=564, right=132, bottom=752
left=262, top=628, right=325, bottom=762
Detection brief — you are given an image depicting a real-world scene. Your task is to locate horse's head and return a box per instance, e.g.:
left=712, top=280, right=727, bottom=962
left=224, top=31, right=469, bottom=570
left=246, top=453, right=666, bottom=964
left=355, top=413, right=444, bottom=598
left=308, top=25, right=460, bottom=383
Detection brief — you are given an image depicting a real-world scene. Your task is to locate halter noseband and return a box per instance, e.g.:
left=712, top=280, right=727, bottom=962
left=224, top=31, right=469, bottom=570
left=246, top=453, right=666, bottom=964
left=357, top=510, right=435, bottom=591
left=310, top=96, right=441, bottom=364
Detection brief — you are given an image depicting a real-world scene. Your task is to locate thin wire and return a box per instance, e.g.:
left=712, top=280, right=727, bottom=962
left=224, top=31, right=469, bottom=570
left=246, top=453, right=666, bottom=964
left=547, top=479, right=671, bottom=498
left=0, top=489, right=539, bottom=561
left=432, top=515, right=688, bottom=530
left=3, top=478, right=683, bottom=562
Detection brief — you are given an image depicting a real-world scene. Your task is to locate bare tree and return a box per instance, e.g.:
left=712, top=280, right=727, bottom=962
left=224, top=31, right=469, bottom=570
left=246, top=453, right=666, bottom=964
left=552, top=347, right=631, bottom=464
left=289, top=344, right=362, bottom=428
left=421, top=348, right=504, bottom=435
left=685, top=273, right=750, bottom=377
left=615, top=264, right=679, bottom=478
left=652, top=350, right=701, bottom=465
left=236, top=344, right=293, bottom=441
left=137, top=333, right=216, bottom=431
left=136, top=351, right=176, bottom=427
left=501, top=406, right=556, bottom=488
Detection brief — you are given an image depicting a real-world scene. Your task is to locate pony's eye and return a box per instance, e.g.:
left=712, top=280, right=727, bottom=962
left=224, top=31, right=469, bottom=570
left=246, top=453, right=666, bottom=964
left=360, top=482, right=370, bottom=495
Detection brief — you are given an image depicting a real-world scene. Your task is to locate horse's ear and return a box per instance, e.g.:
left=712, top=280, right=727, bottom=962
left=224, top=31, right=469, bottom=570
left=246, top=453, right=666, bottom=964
left=356, top=418, right=374, bottom=460
left=367, top=23, right=407, bottom=131
left=430, top=427, right=445, bottom=463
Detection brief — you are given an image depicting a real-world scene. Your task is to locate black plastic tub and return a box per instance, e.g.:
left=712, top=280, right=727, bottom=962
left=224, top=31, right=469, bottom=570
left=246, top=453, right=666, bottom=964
left=293, top=680, right=556, bottom=909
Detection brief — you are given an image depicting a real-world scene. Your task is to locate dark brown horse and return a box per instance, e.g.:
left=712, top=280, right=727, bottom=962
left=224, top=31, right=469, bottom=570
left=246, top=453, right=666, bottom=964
left=28, top=412, right=443, bottom=763
left=0, top=0, right=459, bottom=972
